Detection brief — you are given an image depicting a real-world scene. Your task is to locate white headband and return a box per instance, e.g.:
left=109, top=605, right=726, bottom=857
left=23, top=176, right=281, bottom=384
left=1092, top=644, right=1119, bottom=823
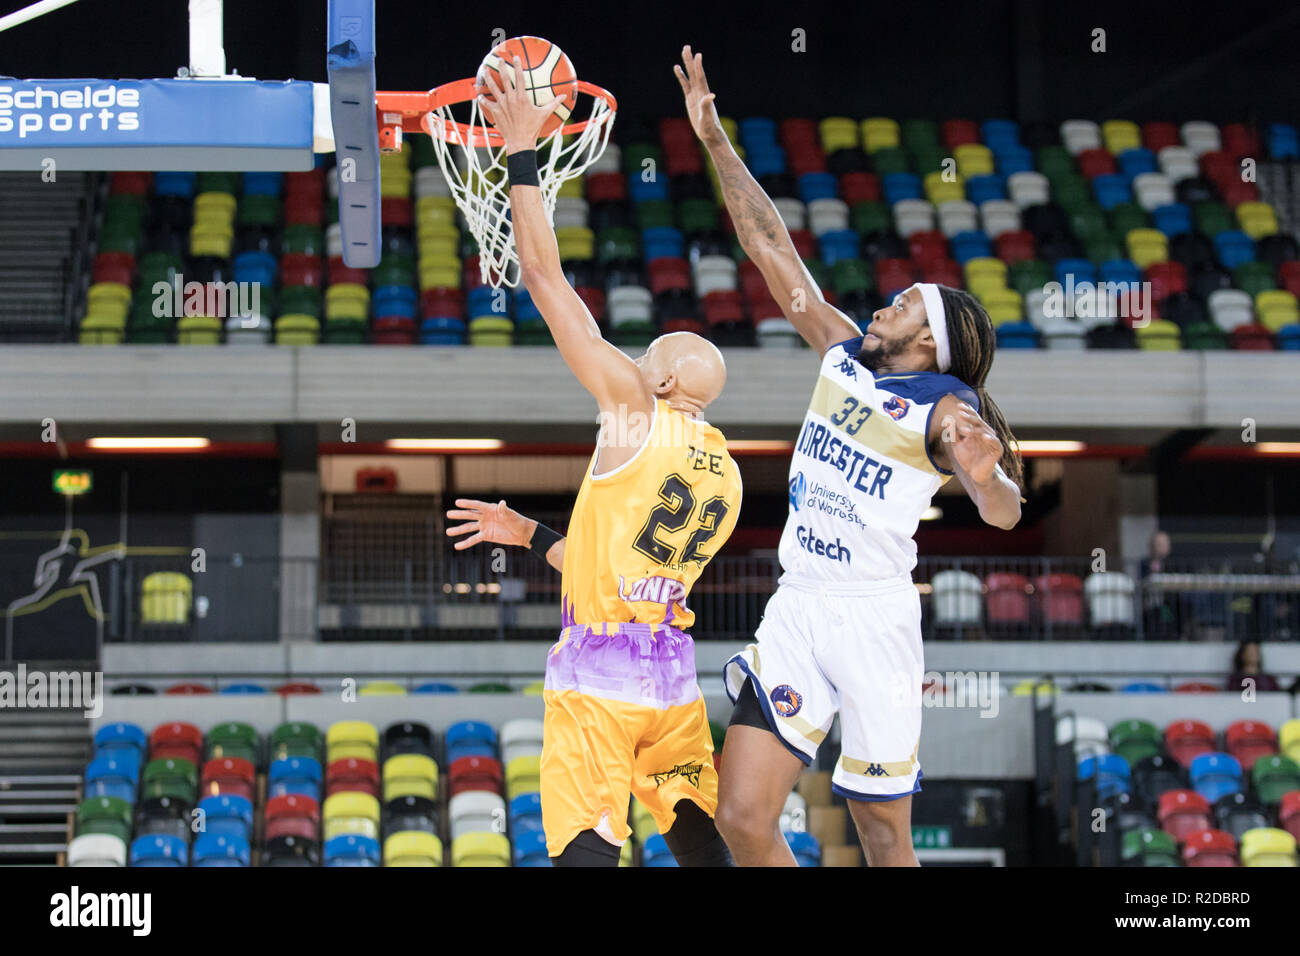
left=911, top=283, right=951, bottom=373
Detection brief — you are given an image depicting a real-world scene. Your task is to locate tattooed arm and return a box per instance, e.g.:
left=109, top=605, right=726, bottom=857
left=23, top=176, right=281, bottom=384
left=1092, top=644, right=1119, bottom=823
left=674, top=46, right=860, bottom=357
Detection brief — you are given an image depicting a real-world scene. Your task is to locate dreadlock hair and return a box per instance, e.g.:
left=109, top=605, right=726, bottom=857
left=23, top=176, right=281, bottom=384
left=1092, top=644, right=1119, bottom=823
left=935, top=285, right=1024, bottom=489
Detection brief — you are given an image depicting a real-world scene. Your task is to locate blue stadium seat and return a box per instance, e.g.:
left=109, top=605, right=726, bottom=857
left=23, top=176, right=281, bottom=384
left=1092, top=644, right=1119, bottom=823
left=1121, top=682, right=1168, bottom=693
left=966, top=174, right=1007, bottom=205
left=818, top=229, right=861, bottom=266
left=1054, top=258, right=1096, bottom=286
left=192, top=832, right=251, bottom=867
left=981, top=119, right=1020, bottom=149
left=950, top=231, right=992, bottom=263
left=627, top=175, right=669, bottom=203
left=1189, top=753, right=1244, bottom=804
left=1092, top=173, right=1131, bottom=210
left=94, top=723, right=147, bottom=766
left=324, top=833, right=380, bottom=867
left=747, top=146, right=788, bottom=178
left=268, top=756, right=322, bottom=799
left=372, top=285, right=418, bottom=319
left=739, top=117, right=778, bottom=149
left=798, top=172, right=838, bottom=203
left=412, top=681, right=460, bottom=694
left=130, top=834, right=187, bottom=867
left=642, top=226, right=684, bottom=262
left=232, top=250, right=277, bottom=287
left=153, top=171, right=196, bottom=199
left=1117, top=148, right=1157, bottom=180
left=220, top=683, right=267, bottom=694
left=882, top=172, right=922, bottom=204
left=85, top=756, right=137, bottom=804
left=1213, top=231, right=1255, bottom=271
left=642, top=833, right=677, bottom=867
left=509, top=792, right=543, bottom=836
left=1267, top=122, right=1299, bottom=160
left=1099, top=259, right=1142, bottom=286
left=785, top=830, right=822, bottom=867
left=996, top=321, right=1039, bottom=348
left=446, top=720, right=498, bottom=763
left=513, top=829, right=550, bottom=867
left=197, top=794, right=255, bottom=841
left=1078, top=753, right=1131, bottom=799
left=242, top=171, right=283, bottom=196
left=1151, top=204, right=1192, bottom=238
left=418, top=318, right=466, bottom=345
left=994, top=147, right=1035, bottom=176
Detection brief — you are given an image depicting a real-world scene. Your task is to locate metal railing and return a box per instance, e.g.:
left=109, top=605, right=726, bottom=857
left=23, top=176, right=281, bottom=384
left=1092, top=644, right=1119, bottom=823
left=2, top=551, right=1296, bottom=648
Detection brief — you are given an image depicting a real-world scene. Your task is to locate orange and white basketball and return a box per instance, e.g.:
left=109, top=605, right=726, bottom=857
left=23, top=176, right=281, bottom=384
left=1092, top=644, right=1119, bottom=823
left=476, top=35, right=578, bottom=138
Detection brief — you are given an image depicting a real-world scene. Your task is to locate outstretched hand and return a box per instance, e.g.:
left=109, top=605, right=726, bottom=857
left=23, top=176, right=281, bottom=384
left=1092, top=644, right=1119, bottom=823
left=445, top=498, right=537, bottom=550
left=942, top=403, right=1004, bottom=486
left=476, top=56, right=566, bottom=154
left=673, top=45, right=726, bottom=148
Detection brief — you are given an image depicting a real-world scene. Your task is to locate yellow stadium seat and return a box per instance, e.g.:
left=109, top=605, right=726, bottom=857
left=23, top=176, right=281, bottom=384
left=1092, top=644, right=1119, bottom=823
left=620, top=841, right=633, bottom=867
left=451, top=832, right=510, bottom=867
left=980, top=288, right=1023, bottom=325
left=417, top=195, right=457, bottom=219
left=419, top=263, right=461, bottom=292
left=1101, top=119, right=1141, bottom=155
left=719, top=116, right=739, bottom=147
left=380, top=176, right=411, bottom=200
left=1126, top=229, right=1169, bottom=269
left=1240, top=827, right=1297, bottom=867
left=505, top=755, right=541, bottom=801
left=193, top=191, right=237, bottom=216
left=954, top=143, right=994, bottom=177
left=419, top=235, right=459, bottom=261
left=819, top=116, right=858, bottom=153
left=1254, top=289, right=1296, bottom=313
left=418, top=251, right=460, bottom=273
left=1280, top=719, right=1300, bottom=763
left=87, top=282, right=132, bottom=312
left=177, top=315, right=221, bottom=345
left=1135, top=318, right=1182, bottom=351
left=555, top=226, right=594, bottom=261
left=190, top=229, right=232, bottom=259
left=1258, top=304, right=1299, bottom=333
left=861, top=117, right=900, bottom=153
left=326, top=720, right=379, bottom=763
left=359, top=681, right=406, bottom=697
left=468, top=316, right=514, bottom=346
left=1012, top=679, right=1056, bottom=697
left=383, top=754, right=438, bottom=801
left=78, top=313, right=126, bottom=345
left=322, top=791, right=380, bottom=842
left=522, top=681, right=545, bottom=696
left=274, top=314, right=319, bottom=345
left=384, top=831, right=442, bottom=867
left=140, top=572, right=192, bottom=625
left=964, top=256, right=1008, bottom=283
left=557, top=176, right=583, bottom=200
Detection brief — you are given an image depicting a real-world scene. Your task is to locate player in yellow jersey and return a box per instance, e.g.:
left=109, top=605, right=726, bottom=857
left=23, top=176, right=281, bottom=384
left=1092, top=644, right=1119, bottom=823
left=451, top=59, right=742, bottom=866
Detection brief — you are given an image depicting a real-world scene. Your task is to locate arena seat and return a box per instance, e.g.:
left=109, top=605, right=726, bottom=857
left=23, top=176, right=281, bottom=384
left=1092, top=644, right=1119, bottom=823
left=1253, top=755, right=1300, bottom=805
left=382, top=754, right=438, bottom=801
left=452, top=832, right=510, bottom=867
left=197, top=794, right=254, bottom=841
left=510, top=792, right=543, bottom=836
left=325, top=756, right=380, bottom=798
left=785, top=831, right=822, bottom=867
left=1057, top=715, right=1109, bottom=760
left=1224, top=720, right=1279, bottom=771
left=129, top=833, right=187, bottom=867
left=68, top=833, right=127, bottom=867
left=384, top=830, right=443, bottom=866
left=1108, top=720, right=1161, bottom=766
left=513, top=829, right=550, bottom=867
left=1188, top=753, right=1244, bottom=804
left=642, top=833, right=676, bottom=867
left=1181, top=828, right=1237, bottom=867
left=1158, top=789, right=1213, bottom=841
left=322, top=791, right=380, bottom=841
left=1239, top=827, right=1297, bottom=867
left=326, top=720, right=379, bottom=764
left=324, top=833, right=380, bottom=867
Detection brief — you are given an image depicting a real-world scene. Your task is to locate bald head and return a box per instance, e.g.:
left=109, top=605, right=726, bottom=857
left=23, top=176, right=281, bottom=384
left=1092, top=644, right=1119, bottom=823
left=637, top=332, right=727, bottom=414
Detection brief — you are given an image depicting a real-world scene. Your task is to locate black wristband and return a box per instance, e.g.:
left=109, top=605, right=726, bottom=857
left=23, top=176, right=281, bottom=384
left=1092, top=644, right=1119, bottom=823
left=528, top=522, right=562, bottom=561
left=507, top=149, right=540, bottom=187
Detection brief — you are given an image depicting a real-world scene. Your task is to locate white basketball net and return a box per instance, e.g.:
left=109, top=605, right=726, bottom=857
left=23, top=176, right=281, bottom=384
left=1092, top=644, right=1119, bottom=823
left=425, top=93, right=615, bottom=288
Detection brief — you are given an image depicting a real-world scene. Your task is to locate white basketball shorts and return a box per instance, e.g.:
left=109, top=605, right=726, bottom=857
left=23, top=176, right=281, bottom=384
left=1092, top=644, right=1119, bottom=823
left=723, top=573, right=924, bottom=801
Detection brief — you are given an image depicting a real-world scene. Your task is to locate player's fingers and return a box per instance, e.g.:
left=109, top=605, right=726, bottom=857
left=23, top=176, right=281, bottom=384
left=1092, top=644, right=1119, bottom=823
left=445, top=522, right=479, bottom=536
left=510, top=56, right=526, bottom=91
left=453, top=532, right=485, bottom=551
left=481, top=70, right=505, bottom=101
left=701, top=93, right=716, bottom=111
left=673, top=64, right=689, bottom=94
left=455, top=498, right=491, bottom=509
left=543, top=93, right=565, bottom=116
left=445, top=511, right=482, bottom=523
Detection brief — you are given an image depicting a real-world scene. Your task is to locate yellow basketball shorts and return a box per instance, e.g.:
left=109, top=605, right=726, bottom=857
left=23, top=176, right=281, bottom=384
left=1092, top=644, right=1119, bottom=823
left=540, top=622, right=718, bottom=857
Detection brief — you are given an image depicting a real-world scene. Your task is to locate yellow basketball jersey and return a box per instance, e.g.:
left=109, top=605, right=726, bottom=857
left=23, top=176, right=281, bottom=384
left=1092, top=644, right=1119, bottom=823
left=560, top=399, right=743, bottom=631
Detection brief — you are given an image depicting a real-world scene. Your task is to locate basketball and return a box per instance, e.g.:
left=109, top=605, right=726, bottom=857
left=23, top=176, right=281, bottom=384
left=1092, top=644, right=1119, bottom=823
left=476, top=35, right=578, bottom=138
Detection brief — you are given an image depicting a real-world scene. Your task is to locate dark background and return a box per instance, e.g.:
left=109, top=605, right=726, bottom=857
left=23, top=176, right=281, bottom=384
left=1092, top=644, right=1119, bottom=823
left=1, top=0, right=1296, bottom=125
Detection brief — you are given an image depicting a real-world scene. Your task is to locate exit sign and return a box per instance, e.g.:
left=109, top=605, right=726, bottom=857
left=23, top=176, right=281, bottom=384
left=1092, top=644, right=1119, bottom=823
left=912, top=825, right=952, bottom=849
left=52, top=469, right=93, bottom=496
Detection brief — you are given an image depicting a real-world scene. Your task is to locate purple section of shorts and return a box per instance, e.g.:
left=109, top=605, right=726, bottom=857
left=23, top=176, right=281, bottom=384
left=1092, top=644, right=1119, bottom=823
left=544, top=622, right=700, bottom=710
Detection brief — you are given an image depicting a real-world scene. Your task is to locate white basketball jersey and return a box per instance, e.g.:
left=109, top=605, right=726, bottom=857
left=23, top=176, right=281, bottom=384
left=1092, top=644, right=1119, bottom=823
left=779, top=336, right=979, bottom=583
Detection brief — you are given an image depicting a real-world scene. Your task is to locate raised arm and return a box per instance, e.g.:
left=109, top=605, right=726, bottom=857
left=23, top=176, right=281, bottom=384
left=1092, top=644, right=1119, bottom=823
left=931, top=396, right=1021, bottom=530
left=675, top=46, right=860, bottom=357
left=446, top=498, right=565, bottom=571
left=479, top=60, right=653, bottom=416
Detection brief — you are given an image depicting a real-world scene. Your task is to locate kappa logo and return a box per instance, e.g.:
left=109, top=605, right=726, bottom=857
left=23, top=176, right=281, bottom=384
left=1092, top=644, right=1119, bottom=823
left=650, top=762, right=703, bottom=788
left=882, top=395, right=910, bottom=420
left=863, top=763, right=888, bottom=777
left=836, top=356, right=858, bottom=380
left=770, top=684, right=803, bottom=717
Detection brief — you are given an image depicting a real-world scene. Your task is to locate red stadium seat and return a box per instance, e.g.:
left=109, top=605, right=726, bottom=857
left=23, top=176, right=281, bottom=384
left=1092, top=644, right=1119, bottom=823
left=110, top=171, right=151, bottom=195
left=1182, top=829, right=1238, bottom=867
left=875, top=257, right=914, bottom=290
left=1158, top=789, right=1212, bottom=842
left=574, top=286, right=605, bottom=322
left=908, top=231, right=949, bottom=268
left=1199, top=150, right=1237, bottom=184
left=941, top=119, right=979, bottom=149
left=738, top=260, right=768, bottom=302
left=448, top=755, right=504, bottom=797
left=164, top=682, right=212, bottom=695
left=274, top=682, right=322, bottom=696
left=839, top=172, right=881, bottom=204
left=92, top=252, right=135, bottom=285
left=1144, top=262, right=1187, bottom=302
left=780, top=118, right=819, bottom=149
left=1164, top=720, right=1216, bottom=768
left=920, top=259, right=963, bottom=287
left=1141, top=121, right=1181, bottom=153
left=1077, top=148, right=1117, bottom=180
left=281, top=253, right=324, bottom=288
left=372, top=316, right=416, bottom=344
left=1219, top=179, right=1259, bottom=207
left=325, top=757, right=380, bottom=798
left=380, top=197, right=412, bottom=228
left=329, top=256, right=369, bottom=287
left=702, top=290, right=746, bottom=326
left=421, top=287, right=464, bottom=318
left=285, top=168, right=325, bottom=195
left=649, top=257, right=692, bottom=295
left=789, top=229, right=816, bottom=259
left=1230, top=324, right=1275, bottom=350
left=984, top=572, right=1031, bottom=625
left=1224, top=720, right=1278, bottom=771
left=284, top=195, right=323, bottom=226
left=994, top=230, right=1036, bottom=266
left=1280, top=792, right=1300, bottom=842
left=658, top=116, right=695, bottom=147
left=201, top=756, right=256, bottom=801
left=585, top=172, right=627, bottom=204
left=663, top=317, right=706, bottom=336
left=1174, top=682, right=1221, bottom=694
left=150, top=722, right=202, bottom=764
left=1034, top=574, right=1084, bottom=628
left=1220, top=123, right=1260, bottom=159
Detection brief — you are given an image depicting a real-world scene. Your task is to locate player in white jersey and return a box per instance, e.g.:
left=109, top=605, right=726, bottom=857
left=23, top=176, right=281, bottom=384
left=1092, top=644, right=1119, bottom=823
left=676, top=48, right=1024, bottom=866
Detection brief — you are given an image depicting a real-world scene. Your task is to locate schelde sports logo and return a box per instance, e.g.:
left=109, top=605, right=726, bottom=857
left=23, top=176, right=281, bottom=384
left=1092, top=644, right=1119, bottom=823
left=0, top=84, right=140, bottom=138
left=883, top=395, right=910, bottom=420
left=770, top=684, right=803, bottom=717
left=788, top=472, right=806, bottom=511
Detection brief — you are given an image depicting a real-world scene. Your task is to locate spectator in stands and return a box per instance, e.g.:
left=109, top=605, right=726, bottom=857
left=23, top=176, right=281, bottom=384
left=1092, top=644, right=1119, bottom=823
left=1139, top=531, right=1178, bottom=638
left=1224, top=640, right=1281, bottom=693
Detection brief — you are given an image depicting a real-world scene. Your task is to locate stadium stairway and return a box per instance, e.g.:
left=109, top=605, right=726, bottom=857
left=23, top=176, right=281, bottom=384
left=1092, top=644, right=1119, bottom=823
left=1258, top=161, right=1300, bottom=244
left=0, top=708, right=93, bottom=866
left=0, top=171, right=98, bottom=342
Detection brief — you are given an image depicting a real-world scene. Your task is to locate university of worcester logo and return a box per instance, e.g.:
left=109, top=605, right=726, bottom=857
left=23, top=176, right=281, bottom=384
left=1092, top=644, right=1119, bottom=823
left=882, top=395, right=910, bottom=420
left=770, top=684, right=803, bottom=717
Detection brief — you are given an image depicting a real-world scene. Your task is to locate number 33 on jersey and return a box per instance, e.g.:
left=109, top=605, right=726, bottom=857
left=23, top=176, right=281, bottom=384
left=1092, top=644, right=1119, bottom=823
left=560, top=399, right=743, bottom=630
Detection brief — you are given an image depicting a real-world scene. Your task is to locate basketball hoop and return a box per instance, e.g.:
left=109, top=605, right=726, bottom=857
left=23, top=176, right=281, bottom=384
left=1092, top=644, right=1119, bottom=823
left=375, top=78, right=616, bottom=288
